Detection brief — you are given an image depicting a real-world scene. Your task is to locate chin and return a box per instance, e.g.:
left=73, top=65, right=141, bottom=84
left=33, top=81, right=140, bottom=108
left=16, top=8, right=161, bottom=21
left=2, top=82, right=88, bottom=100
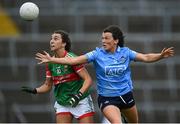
left=50, top=48, right=55, bottom=51
left=103, top=47, right=109, bottom=51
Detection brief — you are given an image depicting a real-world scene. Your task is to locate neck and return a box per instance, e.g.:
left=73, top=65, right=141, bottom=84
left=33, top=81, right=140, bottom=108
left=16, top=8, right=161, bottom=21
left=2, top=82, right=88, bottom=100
left=108, top=46, right=117, bottom=53
left=55, top=49, right=66, bottom=58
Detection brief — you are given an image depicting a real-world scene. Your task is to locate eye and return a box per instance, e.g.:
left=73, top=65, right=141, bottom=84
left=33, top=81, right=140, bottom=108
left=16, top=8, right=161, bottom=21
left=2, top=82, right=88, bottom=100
left=54, top=38, right=58, bottom=41
left=105, top=37, right=110, bottom=40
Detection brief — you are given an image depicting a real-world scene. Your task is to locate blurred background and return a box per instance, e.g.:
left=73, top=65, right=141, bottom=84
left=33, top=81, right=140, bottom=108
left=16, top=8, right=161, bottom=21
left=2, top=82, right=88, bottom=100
left=0, top=0, right=180, bottom=123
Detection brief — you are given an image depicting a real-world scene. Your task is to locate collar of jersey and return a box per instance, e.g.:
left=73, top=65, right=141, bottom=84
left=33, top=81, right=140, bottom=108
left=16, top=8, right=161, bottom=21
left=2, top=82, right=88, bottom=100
left=54, top=50, right=67, bottom=58
left=63, top=50, right=68, bottom=57
left=101, top=46, right=121, bottom=54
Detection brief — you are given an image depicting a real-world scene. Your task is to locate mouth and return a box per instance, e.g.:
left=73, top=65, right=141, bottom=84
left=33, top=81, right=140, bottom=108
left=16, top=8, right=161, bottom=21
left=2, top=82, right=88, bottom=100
left=103, top=44, right=107, bottom=48
left=50, top=44, right=55, bottom=50
left=50, top=45, right=54, bottom=48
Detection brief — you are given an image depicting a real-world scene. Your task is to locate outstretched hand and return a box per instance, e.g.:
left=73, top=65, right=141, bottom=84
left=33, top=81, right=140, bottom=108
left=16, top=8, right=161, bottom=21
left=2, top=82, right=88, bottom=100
left=35, top=51, right=52, bottom=64
left=160, top=47, right=174, bottom=58
left=21, top=86, right=37, bottom=94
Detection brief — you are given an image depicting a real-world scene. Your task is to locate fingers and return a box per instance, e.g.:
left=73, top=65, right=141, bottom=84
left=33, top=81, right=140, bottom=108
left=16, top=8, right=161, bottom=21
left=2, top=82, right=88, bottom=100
left=21, top=86, right=29, bottom=90
left=69, top=98, right=77, bottom=107
left=36, top=52, right=46, bottom=58
left=35, top=61, right=43, bottom=65
left=21, top=86, right=30, bottom=92
left=163, top=47, right=174, bottom=51
left=161, top=47, right=175, bottom=58
left=43, top=51, right=49, bottom=56
left=165, top=47, right=174, bottom=54
left=35, top=51, right=49, bottom=58
left=35, top=56, right=42, bottom=61
left=35, top=51, right=51, bottom=64
left=35, top=56, right=44, bottom=64
left=161, top=48, right=166, bottom=53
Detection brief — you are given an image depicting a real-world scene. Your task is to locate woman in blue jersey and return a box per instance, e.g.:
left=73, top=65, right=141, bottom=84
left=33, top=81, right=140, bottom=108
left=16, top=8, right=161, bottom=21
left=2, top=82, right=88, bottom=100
left=35, top=25, right=174, bottom=123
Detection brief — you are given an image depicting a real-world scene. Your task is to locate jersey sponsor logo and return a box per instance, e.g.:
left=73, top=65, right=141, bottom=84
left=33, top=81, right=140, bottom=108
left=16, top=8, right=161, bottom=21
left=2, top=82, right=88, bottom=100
left=105, top=65, right=126, bottom=77
left=119, top=56, right=127, bottom=64
left=56, top=67, right=62, bottom=74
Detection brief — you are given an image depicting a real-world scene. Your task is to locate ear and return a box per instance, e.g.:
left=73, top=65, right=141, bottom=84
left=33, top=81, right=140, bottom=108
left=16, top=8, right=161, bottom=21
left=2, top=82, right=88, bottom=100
left=114, top=39, right=119, bottom=45
left=62, top=42, right=66, bottom=48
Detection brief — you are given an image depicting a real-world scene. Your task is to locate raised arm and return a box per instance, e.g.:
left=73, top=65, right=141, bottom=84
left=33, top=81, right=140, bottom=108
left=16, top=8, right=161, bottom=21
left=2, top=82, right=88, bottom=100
left=36, top=51, right=88, bottom=65
left=135, top=47, right=174, bottom=63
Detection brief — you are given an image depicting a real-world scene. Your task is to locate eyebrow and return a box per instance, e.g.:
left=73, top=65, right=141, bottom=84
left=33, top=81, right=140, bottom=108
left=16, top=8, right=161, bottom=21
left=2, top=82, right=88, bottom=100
left=102, top=36, right=112, bottom=38
left=52, top=35, right=60, bottom=38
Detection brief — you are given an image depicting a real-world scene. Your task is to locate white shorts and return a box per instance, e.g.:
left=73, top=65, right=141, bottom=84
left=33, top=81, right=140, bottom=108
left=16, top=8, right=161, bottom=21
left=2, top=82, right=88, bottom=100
left=54, top=95, right=95, bottom=119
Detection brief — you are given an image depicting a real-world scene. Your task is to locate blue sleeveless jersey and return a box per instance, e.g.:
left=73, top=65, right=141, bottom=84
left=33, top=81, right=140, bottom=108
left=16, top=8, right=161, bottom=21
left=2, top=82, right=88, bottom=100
left=85, top=47, right=137, bottom=97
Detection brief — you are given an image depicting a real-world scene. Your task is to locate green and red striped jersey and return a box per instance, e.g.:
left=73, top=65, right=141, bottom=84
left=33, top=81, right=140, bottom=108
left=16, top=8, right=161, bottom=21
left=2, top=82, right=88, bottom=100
left=46, top=51, right=90, bottom=106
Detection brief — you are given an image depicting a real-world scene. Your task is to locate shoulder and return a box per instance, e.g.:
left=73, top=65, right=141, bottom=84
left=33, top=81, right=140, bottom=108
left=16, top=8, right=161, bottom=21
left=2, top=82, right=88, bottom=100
left=94, top=47, right=102, bottom=51
left=92, top=47, right=105, bottom=55
left=94, top=47, right=105, bottom=53
left=66, top=52, right=77, bottom=57
left=120, top=47, right=130, bottom=51
left=120, top=47, right=135, bottom=53
left=87, top=47, right=103, bottom=55
left=47, top=63, right=53, bottom=69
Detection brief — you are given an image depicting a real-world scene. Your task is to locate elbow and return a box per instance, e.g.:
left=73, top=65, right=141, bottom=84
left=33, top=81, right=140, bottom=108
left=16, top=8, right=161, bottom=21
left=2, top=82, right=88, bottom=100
left=141, top=55, right=151, bottom=63
left=47, top=86, right=52, bottom=92
left=86, top=76, right=93, bottom=86
left=89, top=78, right=93, bottom=85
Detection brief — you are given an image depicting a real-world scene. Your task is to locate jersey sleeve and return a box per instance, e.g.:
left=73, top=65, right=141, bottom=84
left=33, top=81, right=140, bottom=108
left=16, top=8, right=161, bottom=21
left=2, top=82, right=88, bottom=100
left=128, top=48, right=137, bottom=61
left=85, top=47, right=99, bottom=63
left=46, top=64, right=52, bottom=78
left=72, top=64, right=84, bottom=73
left=68, top=52, right=85, bottom=73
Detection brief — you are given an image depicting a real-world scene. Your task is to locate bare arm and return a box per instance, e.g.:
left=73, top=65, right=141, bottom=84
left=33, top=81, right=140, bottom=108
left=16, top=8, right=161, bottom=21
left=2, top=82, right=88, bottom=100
left=76, top=68, right=93, bottom=94
left=36, top=77, right=53, bottom=93
left=135, top=47, right=174, bottom=63
left=36, top=51, right=88, bottom=65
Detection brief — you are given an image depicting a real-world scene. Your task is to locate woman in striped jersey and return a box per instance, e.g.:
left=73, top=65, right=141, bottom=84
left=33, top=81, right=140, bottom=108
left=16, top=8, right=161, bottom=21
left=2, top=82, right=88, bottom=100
left=22, top=30, right=95, bottom=123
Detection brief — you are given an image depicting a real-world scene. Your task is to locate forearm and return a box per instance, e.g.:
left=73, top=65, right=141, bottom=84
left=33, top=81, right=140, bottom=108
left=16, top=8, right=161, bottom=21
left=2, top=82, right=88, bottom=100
left=36, top=82, right=52, bottom=93
left=50, top=57, right=75, bottom=65
left=137, top=47, right=174, bottom=63
left=79, top=79, right=92, bottom=94
left=49, top=55, right=88, bottom=65
left=144, top=53, right=163, bottom=62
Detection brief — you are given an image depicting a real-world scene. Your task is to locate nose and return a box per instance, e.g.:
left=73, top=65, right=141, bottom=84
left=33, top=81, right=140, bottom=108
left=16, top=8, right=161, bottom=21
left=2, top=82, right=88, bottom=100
left=102, top=38, right=105, bottom=43
left=50, top=39, right=54, bottom=44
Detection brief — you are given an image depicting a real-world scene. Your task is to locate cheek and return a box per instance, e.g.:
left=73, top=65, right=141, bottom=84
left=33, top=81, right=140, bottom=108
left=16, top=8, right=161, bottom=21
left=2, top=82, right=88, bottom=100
left=56, top=41, right=62, bottom=47
left=107, top=41, right=114, bottom=46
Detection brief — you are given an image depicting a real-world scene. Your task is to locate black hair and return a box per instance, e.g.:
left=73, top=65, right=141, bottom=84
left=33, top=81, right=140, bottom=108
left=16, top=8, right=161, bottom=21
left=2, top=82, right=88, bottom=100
left=103, top=25, right=124, bottom=47
left=54, top=30, right=71, bottom=51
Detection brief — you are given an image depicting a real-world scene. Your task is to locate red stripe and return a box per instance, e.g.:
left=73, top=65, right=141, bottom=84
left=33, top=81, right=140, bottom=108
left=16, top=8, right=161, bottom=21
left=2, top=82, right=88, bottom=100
left=56, top=112, right=71, bottom=116
left=53, top=73, right=81, bottom=85
left=63, top=51, right=67, bottom=57
left=78, top=112, right=95, bottom=120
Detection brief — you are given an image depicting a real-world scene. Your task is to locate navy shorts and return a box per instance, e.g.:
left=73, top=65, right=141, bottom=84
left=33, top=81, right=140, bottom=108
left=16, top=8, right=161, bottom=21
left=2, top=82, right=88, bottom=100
left=98, top=91, right=135, bottom=111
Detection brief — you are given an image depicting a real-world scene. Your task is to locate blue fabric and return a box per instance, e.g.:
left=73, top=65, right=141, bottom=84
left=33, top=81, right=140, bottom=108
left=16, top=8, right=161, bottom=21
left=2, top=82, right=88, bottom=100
left=85, top=46, right=137, bottom=97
